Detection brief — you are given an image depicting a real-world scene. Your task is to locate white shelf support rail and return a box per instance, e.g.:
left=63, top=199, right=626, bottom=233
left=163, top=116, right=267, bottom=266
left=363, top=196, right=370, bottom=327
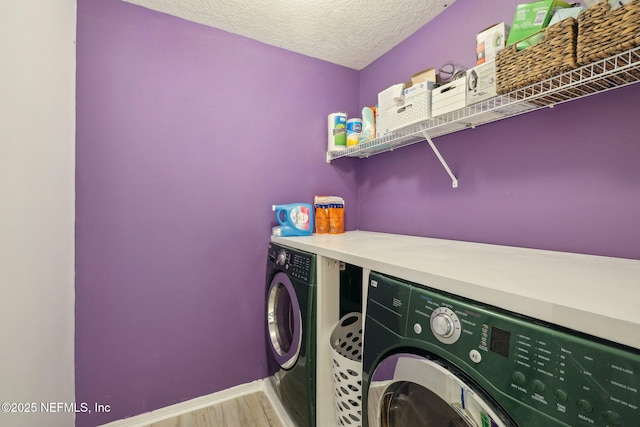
left=422, top=131, right=458, bottom=188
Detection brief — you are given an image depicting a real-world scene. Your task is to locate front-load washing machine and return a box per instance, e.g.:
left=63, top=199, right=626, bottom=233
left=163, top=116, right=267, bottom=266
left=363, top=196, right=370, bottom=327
left=363, top=271, right=640, bottom=427
left=265, top=242, right=316, bottom=427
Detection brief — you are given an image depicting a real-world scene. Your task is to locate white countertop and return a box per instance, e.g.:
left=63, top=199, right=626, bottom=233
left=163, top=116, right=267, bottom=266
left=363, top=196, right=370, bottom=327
left=272, top=231, right=640, bottom=350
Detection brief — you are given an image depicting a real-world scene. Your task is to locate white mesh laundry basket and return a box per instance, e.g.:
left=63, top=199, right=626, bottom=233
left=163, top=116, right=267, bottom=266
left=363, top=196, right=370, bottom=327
left=330, top=312, right=363, bottom=427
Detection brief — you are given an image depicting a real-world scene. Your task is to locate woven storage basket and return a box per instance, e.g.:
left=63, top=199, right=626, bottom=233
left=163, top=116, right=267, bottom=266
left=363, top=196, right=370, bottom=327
left=496, top=17, right=578, bottom=94
left=577, top=0, right=640, bottom=66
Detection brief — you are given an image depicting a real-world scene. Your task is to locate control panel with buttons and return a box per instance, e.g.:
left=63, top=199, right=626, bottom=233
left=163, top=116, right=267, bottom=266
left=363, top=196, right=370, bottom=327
left=269, top=244, right=313, bottom=283
left=368, top=272, right=640, bottom=427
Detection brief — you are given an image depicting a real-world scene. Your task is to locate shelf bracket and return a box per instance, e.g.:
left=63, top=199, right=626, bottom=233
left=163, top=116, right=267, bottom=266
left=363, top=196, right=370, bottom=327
left=422, top=132, right=458, bottom=188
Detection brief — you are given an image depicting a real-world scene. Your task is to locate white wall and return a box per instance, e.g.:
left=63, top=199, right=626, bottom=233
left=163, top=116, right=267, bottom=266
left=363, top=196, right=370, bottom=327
left=0, top=1, right=76, bottom=426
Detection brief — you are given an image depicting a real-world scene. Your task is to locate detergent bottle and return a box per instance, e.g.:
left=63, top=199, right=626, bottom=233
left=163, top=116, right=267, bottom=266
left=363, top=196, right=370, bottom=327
left=272, top=203, right=313, bottom=237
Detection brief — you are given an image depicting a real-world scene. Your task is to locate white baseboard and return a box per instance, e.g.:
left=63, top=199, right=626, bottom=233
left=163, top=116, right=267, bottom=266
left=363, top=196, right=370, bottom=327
left=99, top=379, right=291, bottom=426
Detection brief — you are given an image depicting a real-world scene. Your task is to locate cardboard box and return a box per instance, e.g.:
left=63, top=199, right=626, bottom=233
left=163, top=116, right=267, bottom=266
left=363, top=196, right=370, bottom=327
left=476, top=23, right=510, bottom=65
left=410, top=68, right=438, bottom=85
left=466, top=61, right=497, bottom=106
left=432, top=76, right=467, bottom=117
left=506, top=0, right=572, bottom=46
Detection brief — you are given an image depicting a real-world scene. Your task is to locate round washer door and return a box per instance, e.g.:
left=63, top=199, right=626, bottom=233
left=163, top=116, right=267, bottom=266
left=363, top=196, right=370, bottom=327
left=367, top=354, right=513, bottom=427
left=266, top=272, right=302, bottom=370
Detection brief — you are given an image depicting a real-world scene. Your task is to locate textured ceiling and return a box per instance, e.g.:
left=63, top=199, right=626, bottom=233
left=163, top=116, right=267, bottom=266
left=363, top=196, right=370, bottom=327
left=122, top=0, right=457, bottom=70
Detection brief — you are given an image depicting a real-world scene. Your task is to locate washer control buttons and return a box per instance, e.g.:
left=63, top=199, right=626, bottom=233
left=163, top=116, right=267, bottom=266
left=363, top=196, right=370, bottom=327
left=512, top=371, right=526, bottom=386
left=532, top=379, right=546, bottom=393
left=553, top=389, right=568, bottom=403
left=577, top=399, right=593, bottom=414
left=469, top=349, right=482, bottom=363
left=604, top=410, right=622, bottom=426
left=413, top=323, right=423, bottom=334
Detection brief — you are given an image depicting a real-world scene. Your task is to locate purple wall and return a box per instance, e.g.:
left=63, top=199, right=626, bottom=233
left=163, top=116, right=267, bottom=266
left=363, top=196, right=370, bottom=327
left=75, top=0, right=358, bottom=425
left=76, top=0, right=640, bottom=424
left=358, top=0, right=640, bottom=259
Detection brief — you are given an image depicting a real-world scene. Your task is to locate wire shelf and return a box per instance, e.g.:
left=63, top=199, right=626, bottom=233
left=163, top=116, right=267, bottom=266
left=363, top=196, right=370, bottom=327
left=327, top=46, right=640, bottom=162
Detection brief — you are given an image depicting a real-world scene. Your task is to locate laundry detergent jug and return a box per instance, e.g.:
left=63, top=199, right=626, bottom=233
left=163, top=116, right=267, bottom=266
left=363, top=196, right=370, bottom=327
left=272, top=203, right=313, bottom=237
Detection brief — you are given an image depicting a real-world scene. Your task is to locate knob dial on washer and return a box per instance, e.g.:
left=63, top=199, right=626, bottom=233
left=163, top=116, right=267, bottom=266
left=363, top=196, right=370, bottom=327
left=276, top=250, right=287, bottom=265
left=432, top=313, right=455, bottom=337
left=430, top=307, right=462, bottom=344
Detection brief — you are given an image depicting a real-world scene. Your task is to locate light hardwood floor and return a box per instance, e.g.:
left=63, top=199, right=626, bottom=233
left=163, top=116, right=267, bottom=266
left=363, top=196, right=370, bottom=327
left=143, top=391, right=285, bottom=427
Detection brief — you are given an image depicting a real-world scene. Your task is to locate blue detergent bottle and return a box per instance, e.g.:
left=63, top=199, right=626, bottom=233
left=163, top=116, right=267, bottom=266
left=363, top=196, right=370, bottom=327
left=272, top=203, right=313, bottom=237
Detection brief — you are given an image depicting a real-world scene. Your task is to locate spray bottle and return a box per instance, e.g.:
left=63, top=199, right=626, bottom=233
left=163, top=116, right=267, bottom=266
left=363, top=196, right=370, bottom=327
left=272, top=203, right=313, bottom=237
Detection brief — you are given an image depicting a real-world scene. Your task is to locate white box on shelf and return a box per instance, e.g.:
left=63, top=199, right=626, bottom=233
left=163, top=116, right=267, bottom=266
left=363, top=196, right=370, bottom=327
left=432, top=76, right=467, bottom=117
left=376, top=108, right=388, bottom=138
left=378, top=83, right=404, bottom=110
left=466, top=60, right=497, bottom=106
left=377, top=83, right=404, bottom=137
left=381, top=81, right=435, bottom=133
left=476, top=22, right=509, bottom=65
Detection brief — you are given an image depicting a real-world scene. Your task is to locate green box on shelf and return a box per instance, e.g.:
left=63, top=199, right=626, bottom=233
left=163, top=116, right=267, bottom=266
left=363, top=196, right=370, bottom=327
left=506, top=0, right=572, bottom=46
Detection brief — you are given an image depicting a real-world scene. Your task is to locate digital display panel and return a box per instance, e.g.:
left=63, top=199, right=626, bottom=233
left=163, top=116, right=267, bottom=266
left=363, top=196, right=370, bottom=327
left=490, top=326, right=511, bottom=358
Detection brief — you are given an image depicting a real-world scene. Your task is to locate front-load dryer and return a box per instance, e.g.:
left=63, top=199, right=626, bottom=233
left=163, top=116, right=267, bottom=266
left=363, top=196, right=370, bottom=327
left=265, top=243, right=316, bottom=427
left=363, top=271, right=640, bottom=427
